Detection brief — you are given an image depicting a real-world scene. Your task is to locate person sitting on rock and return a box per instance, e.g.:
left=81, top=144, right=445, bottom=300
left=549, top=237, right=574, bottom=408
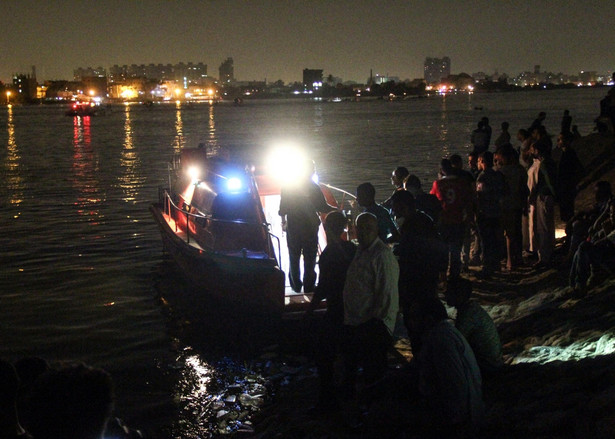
left=405, top=296, right=485, bottom=436
left=565, top=181, right=613, bottom=258
left=569, top=202, right=615, bottom=295
left=444, top=277, right=504, bottom=375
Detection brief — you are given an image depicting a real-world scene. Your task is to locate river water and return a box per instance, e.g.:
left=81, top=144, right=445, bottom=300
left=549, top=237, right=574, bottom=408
left=0, top=88, right=605, bottom=437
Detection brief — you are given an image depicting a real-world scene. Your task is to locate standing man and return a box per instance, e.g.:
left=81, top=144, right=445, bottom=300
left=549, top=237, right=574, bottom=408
left=391, top=190, right=446, bottom=352
left=430, top=159, right=474, bottom=278
left=356, top=182, right=400, bottom=243
left=530, top=142, right=558, bottom=269
left=475, top=151, right=506, bottom=278
left=494, top=121, right=511, bottom=149
left=496, top=144, right=528, bottom=270
left=307, top=211, right=356, bottom=414
left=342, top=213, right=399, bottom=399
left=561, top=109, right=572, bottom=135
left=470, top=121, right=489, bottom=154
left=556, top=132, right=584, bottom=222
left=382, top=166, right=409, bottom=210
left=279, top=160, right=334, bottom=293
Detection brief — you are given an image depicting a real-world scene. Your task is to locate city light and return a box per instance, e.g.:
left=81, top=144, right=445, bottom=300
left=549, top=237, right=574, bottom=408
left=120, top=88, right=137, bottom=99
left=6, top=91, right=10, bottom=105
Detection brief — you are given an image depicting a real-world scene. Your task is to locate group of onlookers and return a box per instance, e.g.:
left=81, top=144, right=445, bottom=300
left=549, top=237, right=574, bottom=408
left=296, top=103, right=615, bottom=435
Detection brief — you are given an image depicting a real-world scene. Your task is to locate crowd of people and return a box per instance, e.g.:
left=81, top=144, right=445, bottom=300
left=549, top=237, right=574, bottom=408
left=3, top=83, right=613, bottom=439
left=296, top=102, right=615, bottom=435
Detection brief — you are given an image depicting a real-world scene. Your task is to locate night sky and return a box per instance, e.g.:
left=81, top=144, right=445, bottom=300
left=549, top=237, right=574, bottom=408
left=2, top=0, right=613, bottom=84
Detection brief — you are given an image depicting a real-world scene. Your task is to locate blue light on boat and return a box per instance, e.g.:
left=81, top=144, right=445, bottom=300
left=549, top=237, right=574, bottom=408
left=227, top=177, right=242, bottom=191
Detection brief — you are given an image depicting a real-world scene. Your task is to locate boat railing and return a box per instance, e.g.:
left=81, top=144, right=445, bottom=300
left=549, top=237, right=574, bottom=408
left=267, top=229, right=282, bottom=267
left=320, top=183, right=356, bottom=209
left=319, top=183, right=360, bottom=240
left=161, top=189, right=276, bottom=257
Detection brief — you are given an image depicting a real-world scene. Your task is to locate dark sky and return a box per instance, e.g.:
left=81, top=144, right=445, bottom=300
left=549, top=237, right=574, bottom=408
left=2, top=0, right=613, bottom=83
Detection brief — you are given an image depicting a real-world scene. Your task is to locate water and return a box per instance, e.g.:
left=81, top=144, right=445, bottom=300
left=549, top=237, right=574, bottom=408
left=0, top=88, right=606, bottom=436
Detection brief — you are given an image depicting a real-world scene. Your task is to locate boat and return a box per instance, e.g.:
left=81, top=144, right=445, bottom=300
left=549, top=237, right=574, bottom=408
left=150, top=146, right=357, bottom=315
left=66, top=101, right=100, bottom=117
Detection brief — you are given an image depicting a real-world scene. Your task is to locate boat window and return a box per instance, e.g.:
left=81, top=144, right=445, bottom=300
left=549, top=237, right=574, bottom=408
left=211, top=192, right=259, bottom=222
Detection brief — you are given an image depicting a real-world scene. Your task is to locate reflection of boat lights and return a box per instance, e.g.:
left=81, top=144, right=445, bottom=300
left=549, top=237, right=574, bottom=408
left=184, top=355, right=212, bottom=397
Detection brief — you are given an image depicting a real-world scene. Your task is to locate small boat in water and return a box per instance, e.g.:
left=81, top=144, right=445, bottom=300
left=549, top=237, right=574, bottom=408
left=150, top=146, right=356, bottom=314
left=66, top=101, right=100, bottom=117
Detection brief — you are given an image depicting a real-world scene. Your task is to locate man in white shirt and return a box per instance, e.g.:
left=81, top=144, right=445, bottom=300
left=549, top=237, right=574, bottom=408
left=342, top=212, right=399, bottom=398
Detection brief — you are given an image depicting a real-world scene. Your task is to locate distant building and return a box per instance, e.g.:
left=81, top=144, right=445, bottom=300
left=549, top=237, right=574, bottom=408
left=579, top=70, right=598, bottom=85
left=106, top=62, right=207, bottom=85
left=81, top=76, right=108, bottom=98
left=370, top=74, right=400, bottom=85
left=424, top=57, right=451, bottom=84
left=219, top=58, right=234, bottom=83
left=73, top=66, right=107, bottom=81
left=12, top=66, right=37, bottom=101
left=303, top=68, right=323, bottom=92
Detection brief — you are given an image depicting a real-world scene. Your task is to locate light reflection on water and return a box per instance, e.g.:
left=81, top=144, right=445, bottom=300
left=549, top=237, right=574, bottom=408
left=174, top=101, right=184, bottom=153
left=71, top=116, right=101, bottom=221
left=4, top=105, right=24, bottom=205
left=118, top=104, right=145, bottom=203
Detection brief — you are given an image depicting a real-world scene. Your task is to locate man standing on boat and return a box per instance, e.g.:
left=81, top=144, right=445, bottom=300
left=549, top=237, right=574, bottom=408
left=279, top=160, right=334, bottom=293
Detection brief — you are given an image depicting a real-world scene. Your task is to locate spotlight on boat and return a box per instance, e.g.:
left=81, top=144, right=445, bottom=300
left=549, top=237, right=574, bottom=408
left=187, top=166, right=200, bottom=184
left=266, top=144, right=312, bottom=185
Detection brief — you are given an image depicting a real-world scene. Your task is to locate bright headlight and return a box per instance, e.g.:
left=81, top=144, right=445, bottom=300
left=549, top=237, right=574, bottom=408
left=266, top=143, right=312, bottom=184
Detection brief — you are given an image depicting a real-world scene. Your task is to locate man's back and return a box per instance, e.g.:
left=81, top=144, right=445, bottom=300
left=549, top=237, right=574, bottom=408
left=279, top=181, right=328, bottom=233
left=476, top=168, right=506, bottom=218
left=314, top=240, right=356, bottom=324
left=430, top=176, right=472, bottom=224
left=418, top=319, right=484, bottom=426
left=455, top=300, right=503, bottom=373
left=364, top=203, right=398, bottom=242
left=499, top=163, right=528, bottom=211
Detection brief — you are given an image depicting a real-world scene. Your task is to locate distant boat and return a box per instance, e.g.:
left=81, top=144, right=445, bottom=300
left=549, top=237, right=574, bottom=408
left=66, top=101, right=100, bottom=117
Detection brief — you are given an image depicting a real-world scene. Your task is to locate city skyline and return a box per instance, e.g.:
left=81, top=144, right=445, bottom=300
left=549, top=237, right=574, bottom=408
left=1, top=0, right=613, bottom=84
